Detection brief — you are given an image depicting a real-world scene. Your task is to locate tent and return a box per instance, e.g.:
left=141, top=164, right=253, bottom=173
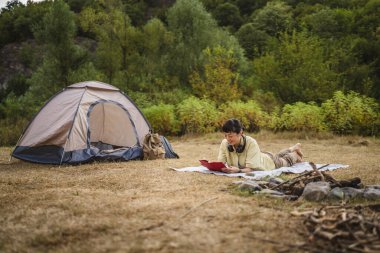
left=12, top=81, right=176, bottom=164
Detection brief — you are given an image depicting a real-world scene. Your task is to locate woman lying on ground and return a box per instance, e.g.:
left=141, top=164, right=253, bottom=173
left=218, top=118, right=303, bottom=174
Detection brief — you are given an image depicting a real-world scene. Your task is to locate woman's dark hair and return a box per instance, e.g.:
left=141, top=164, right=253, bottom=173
left=222, top=119, right=243, bottom=134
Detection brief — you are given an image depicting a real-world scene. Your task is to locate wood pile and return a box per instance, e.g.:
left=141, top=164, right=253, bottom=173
left=292, top=205, right=380, bottom=253
left=270, top=162, right=361, bottom=198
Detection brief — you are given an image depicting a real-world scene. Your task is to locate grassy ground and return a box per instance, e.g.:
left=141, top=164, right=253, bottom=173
left=1, top=132, right=380, bottom=253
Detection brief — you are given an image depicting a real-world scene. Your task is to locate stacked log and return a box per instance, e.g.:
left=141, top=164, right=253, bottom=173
left=291, top=205, right=380, bottom=252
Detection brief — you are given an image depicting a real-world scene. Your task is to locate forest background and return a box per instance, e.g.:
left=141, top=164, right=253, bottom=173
left=0, top=0, right=379, bottom=146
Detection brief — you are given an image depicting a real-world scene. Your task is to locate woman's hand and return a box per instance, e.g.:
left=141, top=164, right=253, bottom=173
left=221, top=166, right=240, bottom=174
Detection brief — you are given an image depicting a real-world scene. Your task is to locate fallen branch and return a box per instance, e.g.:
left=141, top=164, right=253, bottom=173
left=180, top=196, right=219, bottom=218
left=270, top=163, right=330, bottom=190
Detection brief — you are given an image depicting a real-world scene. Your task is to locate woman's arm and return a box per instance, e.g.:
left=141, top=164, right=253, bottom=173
left=217, top=140, right=228, bottom=163
left=221, top=166, right=253, bottom=173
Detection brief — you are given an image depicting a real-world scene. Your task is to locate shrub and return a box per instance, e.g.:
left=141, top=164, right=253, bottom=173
left=0, top=93, right=40, bottom=146
left=0, top=118, right=28, bottom=146
left=129, top=89, right=190, bottom=109
left=176, top=96, right=219, bottom=134
left=218, top=100, right=265, bottom=132
left=189, top=46, right=241, bottom=105
left=322, top=91, right=380, bottom=135
left=142, top=104, right=179, bottom=136
left=275, top=102, right=326, bottom=132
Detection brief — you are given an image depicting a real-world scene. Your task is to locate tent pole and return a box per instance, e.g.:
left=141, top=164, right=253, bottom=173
left=59, top=141, right=68, bottom=168
left=59, top=87, right=87, bottom=167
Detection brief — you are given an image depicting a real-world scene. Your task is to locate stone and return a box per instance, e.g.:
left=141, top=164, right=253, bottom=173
left=328, top=187, right=344, bottom=200
left=301, top=181, right=330, bottom=201
left=366, top=185, right=380, bottom=190
left=238, top=181, right=262, bottom=192
left=257, top=189, right=284, bottom=196
left=363, top=188, right=380, bottom=200
left=340, top=187, right=364, bottom=199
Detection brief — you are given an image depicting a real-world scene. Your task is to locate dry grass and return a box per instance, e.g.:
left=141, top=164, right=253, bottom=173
left=1, top=132, right=380, bottom=253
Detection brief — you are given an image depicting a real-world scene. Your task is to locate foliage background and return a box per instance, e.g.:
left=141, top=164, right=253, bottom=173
left=0, top=0, right=380, bottom=145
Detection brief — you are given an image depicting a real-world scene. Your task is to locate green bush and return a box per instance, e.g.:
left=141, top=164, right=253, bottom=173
left=275, top=102, right=326, bottom=132
left=0, top=93, right=40, bottom=146
left=176, top=96, right=219, bottom=134
left=142, top=104, right=179, bottom=135
left=218, top=100, right=265, bottom=132
left=0, top=118, right=28, bottom=146
left=322, top=91, right=380, bottom=135
left=129, top=89, right=190, bottom=109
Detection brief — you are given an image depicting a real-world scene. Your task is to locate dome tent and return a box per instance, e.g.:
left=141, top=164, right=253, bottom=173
left=12, top=81, right=155, bottom=164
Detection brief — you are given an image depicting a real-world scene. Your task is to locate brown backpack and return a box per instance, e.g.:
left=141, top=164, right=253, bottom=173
left=142, top=133, right=166, bottom=160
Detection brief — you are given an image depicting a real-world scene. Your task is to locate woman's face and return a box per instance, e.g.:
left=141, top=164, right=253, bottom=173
left=224, top=131, right=242, bottom=146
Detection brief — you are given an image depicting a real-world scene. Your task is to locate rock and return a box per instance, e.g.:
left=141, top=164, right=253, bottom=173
left=257, top=189, right=284, bottom=196
left=340, top=187, right=364, bottom=199
left=363, top=188, right=380, bottom=200
left=328, top=187, right=364, bottom=200
left=238, top=181, right=262, bottom=192
left=328, top=187, right=344, bottom=200
left=366, top=185, right=380, bottom=190
left=301, top=182, right=330, bottom=201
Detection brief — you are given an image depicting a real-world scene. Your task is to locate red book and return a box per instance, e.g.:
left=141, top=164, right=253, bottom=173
left=199, top=160, right=226, bottom=172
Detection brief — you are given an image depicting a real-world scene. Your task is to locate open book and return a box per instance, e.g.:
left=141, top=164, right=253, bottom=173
left=199, top=160, right=226, bottom=172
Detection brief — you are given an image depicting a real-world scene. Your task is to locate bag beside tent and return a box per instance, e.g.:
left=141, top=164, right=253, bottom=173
left=160, top=136, right=179, bottom=159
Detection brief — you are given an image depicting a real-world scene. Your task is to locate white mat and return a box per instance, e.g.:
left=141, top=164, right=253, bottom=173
left=174, top=162, right=349, bottom=180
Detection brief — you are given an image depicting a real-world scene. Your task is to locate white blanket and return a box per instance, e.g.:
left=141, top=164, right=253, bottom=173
left=173, top=162, right=349, bottom=180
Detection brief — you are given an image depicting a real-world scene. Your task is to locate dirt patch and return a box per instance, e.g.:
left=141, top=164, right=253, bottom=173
left=0, top=133, right=380, bottom=253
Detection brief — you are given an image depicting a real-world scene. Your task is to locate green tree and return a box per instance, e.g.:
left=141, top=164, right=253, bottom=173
left=126, top=18, right=174, bottom=91
left=189, top=46, right=241, bottom=105
left=28, top=0, right=82, bottom=101
left=251, top=1, right=294, bottom=37
left=236, top=23, right=270, bottom=58
left=352, top=0, right=380, bottom=99
left=213, top=2, right=243, bottom=30
left=303, top=8, right=353, bottom=38
left=167, top=0, right=219, bottom=83
left=328, top=38, right=375, bottom=97
left=167, top=0, right=247, bottom=84
left=236, top=0, right=268, bottom=17
left=354, top=0, right=380, bottom=39
left=0, top=0, right=50, bottom=47
left=253, top=31, right=338, bottom=103
left=79, top=0, right=138, bottom=83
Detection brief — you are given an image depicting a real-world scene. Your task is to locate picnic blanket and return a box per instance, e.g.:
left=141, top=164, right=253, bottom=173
left=173, top=162, right=349, bottom=180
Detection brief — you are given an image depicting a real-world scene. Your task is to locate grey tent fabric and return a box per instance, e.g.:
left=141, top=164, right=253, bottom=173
left=12, top=81, right=152, bottom=164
